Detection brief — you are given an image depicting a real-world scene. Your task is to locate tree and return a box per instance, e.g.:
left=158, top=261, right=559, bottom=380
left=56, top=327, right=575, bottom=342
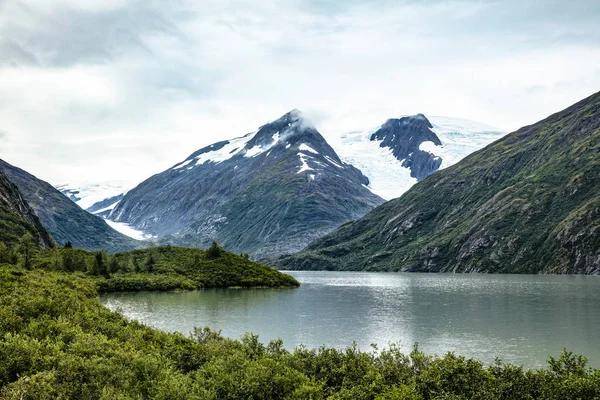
left=145, top=254, right=155, bottom=273
left=206, top=241, right=222, bottom=259
left=92, top=251, right=109, bottom=278
left=0, top=242, right=8, bottom=264
left=64, top=241, right=73, bottom=248
left=62, top=249, right=76, bottom=272
left=50, top=248, right=61, bottom=270
left=18, top=233, right=35, bottom=270
left=109, top=256, right=120, bottom=273
left=133, top=257, right=141, bottom=273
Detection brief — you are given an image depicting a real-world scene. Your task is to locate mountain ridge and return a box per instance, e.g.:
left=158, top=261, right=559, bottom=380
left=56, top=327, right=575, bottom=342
left=109, top=110, right=384, bottom=258
left=0, top=171, right=54, bottom=249
left=273, top=91, right=600, bottom=274
left=0, top=159, right=140, bottom=253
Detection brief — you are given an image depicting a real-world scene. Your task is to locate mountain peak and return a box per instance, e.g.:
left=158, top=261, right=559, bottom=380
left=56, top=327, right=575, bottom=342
left=370, top=113, right=442, bottom=180
left=383, top=113, right=433, bottom=129
left=245, top=109, right=321, bottom=152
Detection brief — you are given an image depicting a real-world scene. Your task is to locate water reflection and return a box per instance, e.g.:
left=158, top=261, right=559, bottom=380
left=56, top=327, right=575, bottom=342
left=100, top=272, right=600, bottom=368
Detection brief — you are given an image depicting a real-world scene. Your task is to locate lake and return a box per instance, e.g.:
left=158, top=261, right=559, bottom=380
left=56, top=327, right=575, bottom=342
left=100, top=271, right=600, bottom=368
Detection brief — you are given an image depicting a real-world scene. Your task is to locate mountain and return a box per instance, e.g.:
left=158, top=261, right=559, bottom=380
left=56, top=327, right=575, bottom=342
left=56, top=181, right=130, bottom=216
left=0, top=171, right=54, bottom=249
left=109, top=110, right=384, bottom=258
left=331, top=115, right=505, bottom=200
left=274, top=92, right=600, bottom=275
left=0, top=159, right=140, bottom=253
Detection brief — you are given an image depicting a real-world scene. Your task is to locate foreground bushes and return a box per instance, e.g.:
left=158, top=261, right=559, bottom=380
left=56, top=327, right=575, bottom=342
left=0, top=267, right=599, bottom=399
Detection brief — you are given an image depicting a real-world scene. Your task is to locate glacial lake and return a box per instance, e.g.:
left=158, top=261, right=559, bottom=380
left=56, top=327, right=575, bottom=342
left=100, top=271, right=600, bottom=368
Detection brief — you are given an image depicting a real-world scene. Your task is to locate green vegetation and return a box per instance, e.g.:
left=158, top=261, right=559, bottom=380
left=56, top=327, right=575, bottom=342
left=276, top=91, right=600, bottom=274
left=0, top=240, right=299, bottom=291
left=1, top=266, right=599, bottom=399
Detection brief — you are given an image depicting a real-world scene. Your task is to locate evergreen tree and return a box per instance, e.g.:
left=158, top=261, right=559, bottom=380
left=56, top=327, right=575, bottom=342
left=18, top=233, right=34, bottom=270
left=92, top=252, right=109, bottom=277
left=50, top=248, right=61, bottom=270
left=206, top=241, right=222, bottom=259
left=64, top=241, right=73, bottom=248
left=62, top=249, right=76, bottom=272
left=109, top=256, right=120, bottom=273
left=145, top=254, right=155, bottom=273
left=122, top=255, right=133, bottom=273
left=0, top=242, right=8, bottom=264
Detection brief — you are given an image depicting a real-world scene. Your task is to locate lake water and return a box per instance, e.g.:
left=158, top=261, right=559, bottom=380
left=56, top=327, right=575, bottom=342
left=100, top=271, right=600, bottom=368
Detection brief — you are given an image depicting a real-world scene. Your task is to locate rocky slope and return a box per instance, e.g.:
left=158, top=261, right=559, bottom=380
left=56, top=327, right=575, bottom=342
left=275, top=92, right=600, bottom=274
left=0, top=159, right=140, bottom=253
left=0, top=171, right=54, bottom=249
left=109, top=110, right=384, bottom=258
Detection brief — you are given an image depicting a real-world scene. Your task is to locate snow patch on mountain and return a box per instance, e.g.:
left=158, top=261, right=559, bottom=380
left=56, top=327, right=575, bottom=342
left=332, top=130, right=418, bottom=200
left=419, top=141, right=439, bottom=154
left=297, top=153, right=314, bottom=173
left=299, top=143, right=319, bottom=154
left=428, top=116, right=504, bottom=168
left=193, top=133, right=255, bottom=166
left=244, top=145, right=264, bottom=157
left=104, top=219, right=154, bottom=241
left=56, top=181, right=132, bottom=210
left=173, top=159, right=193, bottom=170
left=94, top=200, right=121, bottom=214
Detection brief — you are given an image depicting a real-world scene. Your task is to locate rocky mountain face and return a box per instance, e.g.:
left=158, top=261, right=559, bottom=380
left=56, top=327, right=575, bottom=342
left=0, top=171, right=54, bottom=249
left=109, top=110, right=384, bottom=258
left=274, top=91, right=600, bottom=275
left=370, top=114, right=442, bottom=180
left=0, top=159, right=140, bottom=253
left=86, top=194, right=125, bottom=217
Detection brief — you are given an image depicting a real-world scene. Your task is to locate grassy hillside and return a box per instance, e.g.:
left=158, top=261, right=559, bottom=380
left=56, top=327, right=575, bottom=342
left=22, top=244, right=300, bottom=290
left=275, top=91, right=600, bottom=274
left=0, top=172, right=54, bottom=250
left=0, top=159, right=140, bottom=253
left=0, top=267, right=599, bottom=398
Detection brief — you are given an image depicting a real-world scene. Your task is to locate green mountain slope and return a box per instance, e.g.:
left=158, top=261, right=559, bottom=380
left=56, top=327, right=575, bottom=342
left=0, top=159, right=140, bottom=253
left=0, top=172, right=54, bottom=249
left=275, top=91, right=600, bottom=274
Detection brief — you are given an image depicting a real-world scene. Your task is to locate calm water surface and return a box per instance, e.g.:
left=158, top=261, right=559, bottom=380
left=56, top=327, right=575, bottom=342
left=100, top=272, right=600, bottom=368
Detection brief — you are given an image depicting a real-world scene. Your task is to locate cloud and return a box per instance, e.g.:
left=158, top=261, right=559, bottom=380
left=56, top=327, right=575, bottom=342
left=0, top=0, right=599, bottom=185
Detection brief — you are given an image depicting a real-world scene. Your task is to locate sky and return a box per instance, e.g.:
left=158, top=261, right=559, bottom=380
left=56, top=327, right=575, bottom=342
left=1, top=0, right=599, bottom=187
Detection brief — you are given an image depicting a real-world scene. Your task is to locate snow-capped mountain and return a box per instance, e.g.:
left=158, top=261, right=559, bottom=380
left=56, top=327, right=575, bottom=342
left=330, top=115, right=505, bottom=200
left=108, top=110, right=384, bottom=258
left=56, top=181, right=131, bottom=214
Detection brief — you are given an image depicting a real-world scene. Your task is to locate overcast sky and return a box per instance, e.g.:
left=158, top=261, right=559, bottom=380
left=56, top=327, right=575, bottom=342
left=1, top=0, right=599, bottom=186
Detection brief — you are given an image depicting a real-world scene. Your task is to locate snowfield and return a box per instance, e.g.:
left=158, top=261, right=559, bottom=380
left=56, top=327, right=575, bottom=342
left=104, top=219, right=155, bottom=241
left=55, top=181, right=132, bottom=211
left=330, top=116, right=505, bottom=200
